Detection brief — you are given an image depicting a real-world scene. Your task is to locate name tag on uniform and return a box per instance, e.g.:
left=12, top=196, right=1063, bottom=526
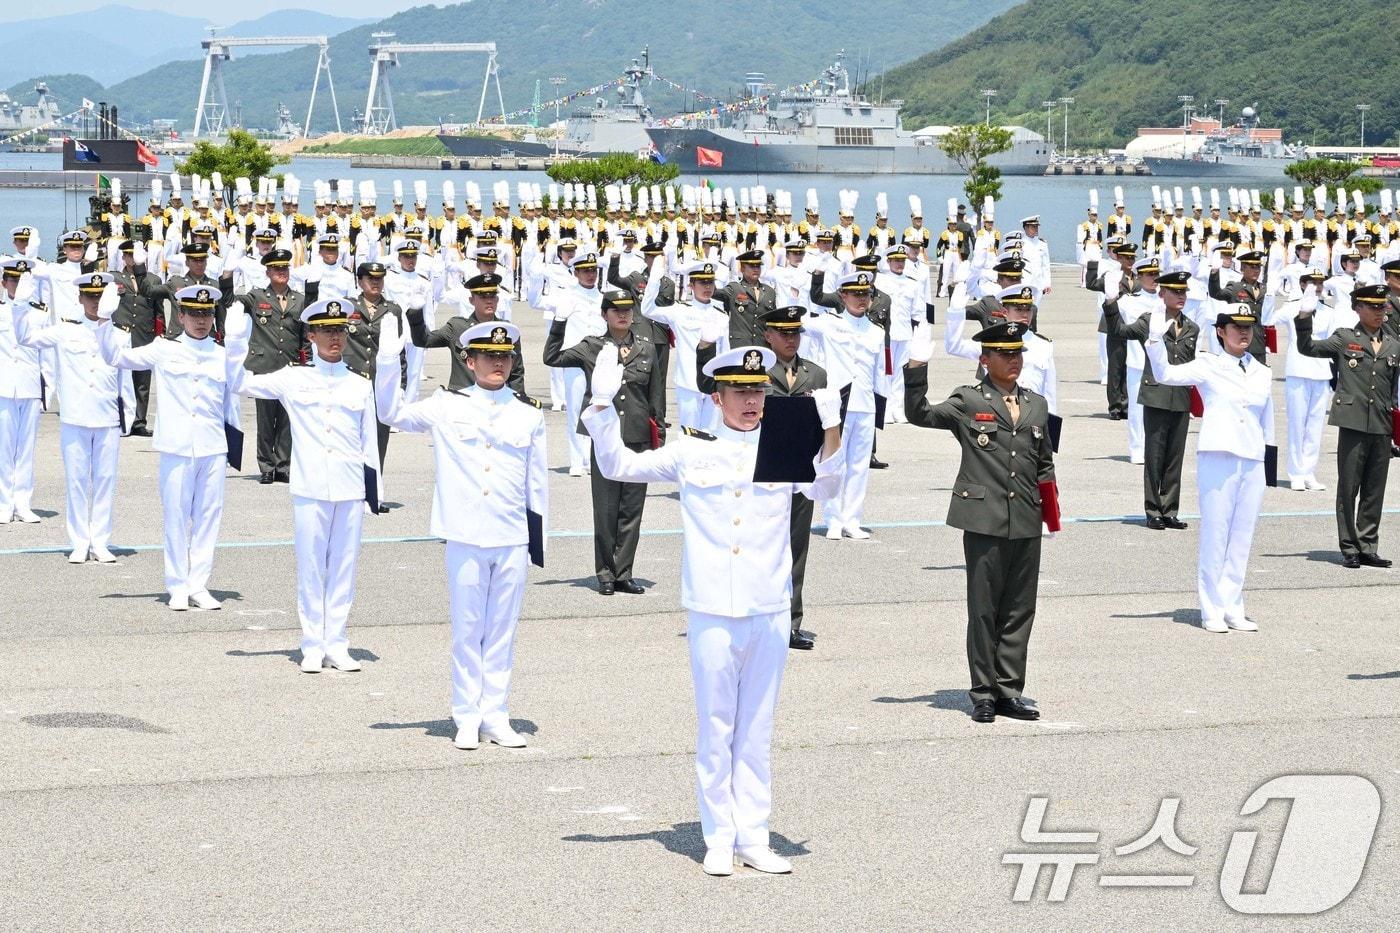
left=974, top=412, right=996, bottom=422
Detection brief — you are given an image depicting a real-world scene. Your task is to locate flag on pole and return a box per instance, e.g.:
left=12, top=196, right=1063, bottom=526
left=71, top=139, right=100, bottom=163
left=136, top=140, right=159, bottom=167
left=96, top=173, right=111, bottom=190
left=696, top=146, right=723, bottom=168
left=81, top=98, right=95, bottom=112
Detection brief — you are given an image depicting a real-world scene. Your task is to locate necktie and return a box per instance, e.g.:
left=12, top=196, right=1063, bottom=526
left=1003, top=394, right=1020, bottom=424
left=1239, top=358, right=1248, bottom=373
left=786, top=365, right=797, bottom=390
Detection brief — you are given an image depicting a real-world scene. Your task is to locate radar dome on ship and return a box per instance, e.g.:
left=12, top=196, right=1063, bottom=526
left=1241, top=107, right=1256, bottom=119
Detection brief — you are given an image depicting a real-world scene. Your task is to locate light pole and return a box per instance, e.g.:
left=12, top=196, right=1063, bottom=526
left=981, top=89, right=997, bottom=125
left=1177, top=94, right=1194, bottom=130
left=1357, top=104, right=1371, bottom=148
left=1043, top=100, right=1055, bottom=150
left=549, top=75, right=566, bottom=155
left=1059, top=96, right=1074, bottom=152
left=1214, top=98, right=1230, bottom=125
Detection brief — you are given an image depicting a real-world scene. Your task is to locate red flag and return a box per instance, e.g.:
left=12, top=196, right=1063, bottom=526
left=696, top=146, right=723, bottom=168
left=1039, top=481, right=1061, bottom=532
left=136, top=139, right=159, bottom=167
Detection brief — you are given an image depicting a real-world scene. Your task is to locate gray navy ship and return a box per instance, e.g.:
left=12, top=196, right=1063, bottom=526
left=560, top=48, right=655, bottom=155
left=646, top=53, right=1051, bottom=176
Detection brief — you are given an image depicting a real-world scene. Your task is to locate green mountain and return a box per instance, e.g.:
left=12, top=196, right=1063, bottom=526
left=875, top=0, right=1400, bottom=149
left=50, top=0, right=1022, bottom=132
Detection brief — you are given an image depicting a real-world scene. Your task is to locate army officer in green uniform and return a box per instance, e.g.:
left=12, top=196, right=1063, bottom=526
left=236, top=249, right=305, bottom=483
left=903, top=319, right=1057, bottom=723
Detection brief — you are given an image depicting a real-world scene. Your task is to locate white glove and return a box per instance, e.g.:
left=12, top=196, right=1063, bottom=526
left=812, top=386, right=842, bottom=430
left=908, top=319, right=935, bottom=363
left=131, top=241, right=147, bottom=266
left=1299, top=292, right=1318, bottom=315
left=223, top=301, right=250, bottom=342
left=1148, top=306, right=1169, bottom=340
left=96, top=284, right=118, bottom=320
left=84, top=241, right=99, bottom=264
left=376, top=311, right=405, bottom=362
left=1103, top=267, right=1122, bottom=301
left=699, top=312, right=725, bottom=345
left=590, top=344, right=624, bottom=406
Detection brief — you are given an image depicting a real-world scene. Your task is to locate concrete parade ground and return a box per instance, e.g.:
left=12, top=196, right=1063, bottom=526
left=1, top=267, right=1397, bottom=931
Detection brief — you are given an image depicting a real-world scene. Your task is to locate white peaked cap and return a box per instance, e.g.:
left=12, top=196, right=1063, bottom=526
left=1088, top=189, right=1099, bottom=210
left=1191, top=186, right=1202, bottom=209
left=1382, top=189, right=1394, bottom=213
left=414, top=179, right=428, bottom=206
left=983, top=195, right=995, bottom=220
left=1314, top=186, right=1327, bottom=210
left=946, top=197, right=957, bottom=223
left=392, top=179, right=403, bottom=201
left=1353, top=190, right=1366, bottom=212
left=443, top=180, right=456, bottom=204
left=1113, top=185, right=1124, bottom=207
left=807, top=188, right=820, bottom=212
left=170, top=171, right=182, bottom=196
left=875, top=191, right=888, bottom=217
left=151, top=177, right=163, bottom=202
left=1173, top=186, right=1183, bottom=208
left=908, top=194, right=921, bottom=217
left=1274, top=188, right=1286, bottom=211
left=1293, top=186, right=1305, bottom=208
left=1209, top=188, right=1219, bottom=210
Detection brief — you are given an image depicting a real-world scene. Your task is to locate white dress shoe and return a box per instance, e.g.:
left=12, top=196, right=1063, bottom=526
left=1305, top=477, right=1327, bottom=490
left=299, top=650, right=325, bottom=673
left=13, top=509, right=40, bottom=524
left=326, top=648, right=361, bottom=672
left=169, top=593, right=189, bottom=611
left=844, top=524, right=871, bottom=539
left=90, top=547, right=117, bottom=564
left=1225, top=617, right=1259, bottom=632
left=66, top=548, right=87, bottom=564
left=736, top=846, right=792, bottom=874
left=1200, top=617, right=1229, bottom=634
left=189, top=591, right=222, bottom=611
left=824, top=524, right=843, bottom=540
left=1289, top=478, right=1306, bottom=491
left=702, top=848, right=734, bottom=876
left=453, top=725, right=480, bottom=750
left=480, top=723, right=527, bottom=747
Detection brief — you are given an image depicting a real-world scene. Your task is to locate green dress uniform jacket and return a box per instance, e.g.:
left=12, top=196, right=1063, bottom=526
left=1208, top=270, right=1268, bottom=362
left=343, top=294, right=404, bottom=377
left=405, top=309, right=525, bottom=394
left=717, top=279, right=777, bottom=348
left=1101, top=302, right=1199, bottom=411
left=238, top=287, right=306, bottom=375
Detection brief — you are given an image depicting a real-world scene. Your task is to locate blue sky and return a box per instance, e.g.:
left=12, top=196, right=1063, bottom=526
left=0, top=1, right=430, bottom=21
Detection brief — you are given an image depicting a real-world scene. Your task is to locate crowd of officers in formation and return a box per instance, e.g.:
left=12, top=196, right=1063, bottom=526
left=6, top=168, right=1395, bottom=875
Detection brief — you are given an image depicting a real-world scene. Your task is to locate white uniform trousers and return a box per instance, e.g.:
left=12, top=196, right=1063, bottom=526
left=688, top=608, right=789, bottom=851
left=1285, top=376, right=1331, bottom=482
left=0, top=397, right=40, bottom=519
left=118, top=370, right=136, bottom=435
left=548, top=365, right=567, bottom=409
left=676, top=386, right=717, bottom=432
left=825, top=410, right=875, bottom=529
left=291, top=495, right=364, bottom=656
left=404, top=342, right=426, bottom=404
left=887, top=341, right=910, bottom=421
left=562, top=368, right=592, bottom=473
left=1196, top=451, right=1265, bottom=625
left=1098, top=332, right=1109, bottom=384
left=1126, top=367, right=1145, bottom=463
left=159, top=453, right=225, bottom=599
left=445, top=541, right=528, bottom=730
left=59, top=424, right=119, bottom=554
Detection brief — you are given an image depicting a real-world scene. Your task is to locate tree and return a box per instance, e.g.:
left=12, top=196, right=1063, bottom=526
left=546, top=152, right=680, bottom=192
left=176, top=129, right=288, bottom=201
left=939, top=124, right=1013, bottom=211
left=1283, top=158, right=1381, bottom=197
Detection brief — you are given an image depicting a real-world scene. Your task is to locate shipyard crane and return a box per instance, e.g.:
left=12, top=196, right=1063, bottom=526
left=193, top=31, right=343, bottom=138
left=361, top=33, right=506, bottom=134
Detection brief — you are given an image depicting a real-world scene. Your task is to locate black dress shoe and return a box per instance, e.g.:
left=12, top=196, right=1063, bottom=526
left=1343, top=554, right=1362, bottom=568
left=615, top=580, right=646, bottom=594
left=259, top=471, right=275, bottom=485
left=994, top=697, right=1040, bottom=721
left=1163, top=517, right=1189, bottom=529
left=796, top=628, right=817, bottom=640
left=375, top=504, right=390, bottom=514
left=1360, top=553, right=1393, bottom=568
left=1145, top=517, right=1166, bottom=530
left=869, top=456, right=889, bottom=469
left=788, top=631, right=815, bottom=650
left=130, top=425, right=153, bottom=437
left=274, top=469, right=290, bottom=483
left=598, top=581, right=615, bottom=595
left=971, top=700, right=996, bottom=723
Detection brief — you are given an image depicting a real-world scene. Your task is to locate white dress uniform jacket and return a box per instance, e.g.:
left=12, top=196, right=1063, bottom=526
left=1147, top=341, right=1275, bottom=458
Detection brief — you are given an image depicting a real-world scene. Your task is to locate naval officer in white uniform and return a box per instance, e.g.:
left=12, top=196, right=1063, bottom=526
left=375, top=316, right=549, bottom=751
left=226, top=298, right=380, bottom=673
left=0, top=258, right=43, bottom=525
left=1146, top=304, right=1275, bottom=633
left=583, top=345, right=843, bottom=877
left=97, top=285, right=242, bottom=610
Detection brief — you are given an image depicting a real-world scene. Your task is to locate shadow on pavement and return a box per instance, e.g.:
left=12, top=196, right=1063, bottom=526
left=368, top=718, right=538, bottom=738
left=1110, top=608, right=1200, bottom=627
left=562, top=821, right=810, bottom=864
left=872, top=689, right=971, bottom=713
left=1262, top=550, right=1346, bottom=565
left=1347, top=671, right=1400, bottom=680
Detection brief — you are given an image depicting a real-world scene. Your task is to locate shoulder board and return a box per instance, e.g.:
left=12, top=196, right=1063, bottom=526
left=291, top=360, right=311, bottom=367
left=514, top=391, right=542, bottom=409
left=681, top=426, right=716, bottom=440
left=29, top=301, right=47, bottom=311
left=1034, top=333, right=1052, bottom=343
